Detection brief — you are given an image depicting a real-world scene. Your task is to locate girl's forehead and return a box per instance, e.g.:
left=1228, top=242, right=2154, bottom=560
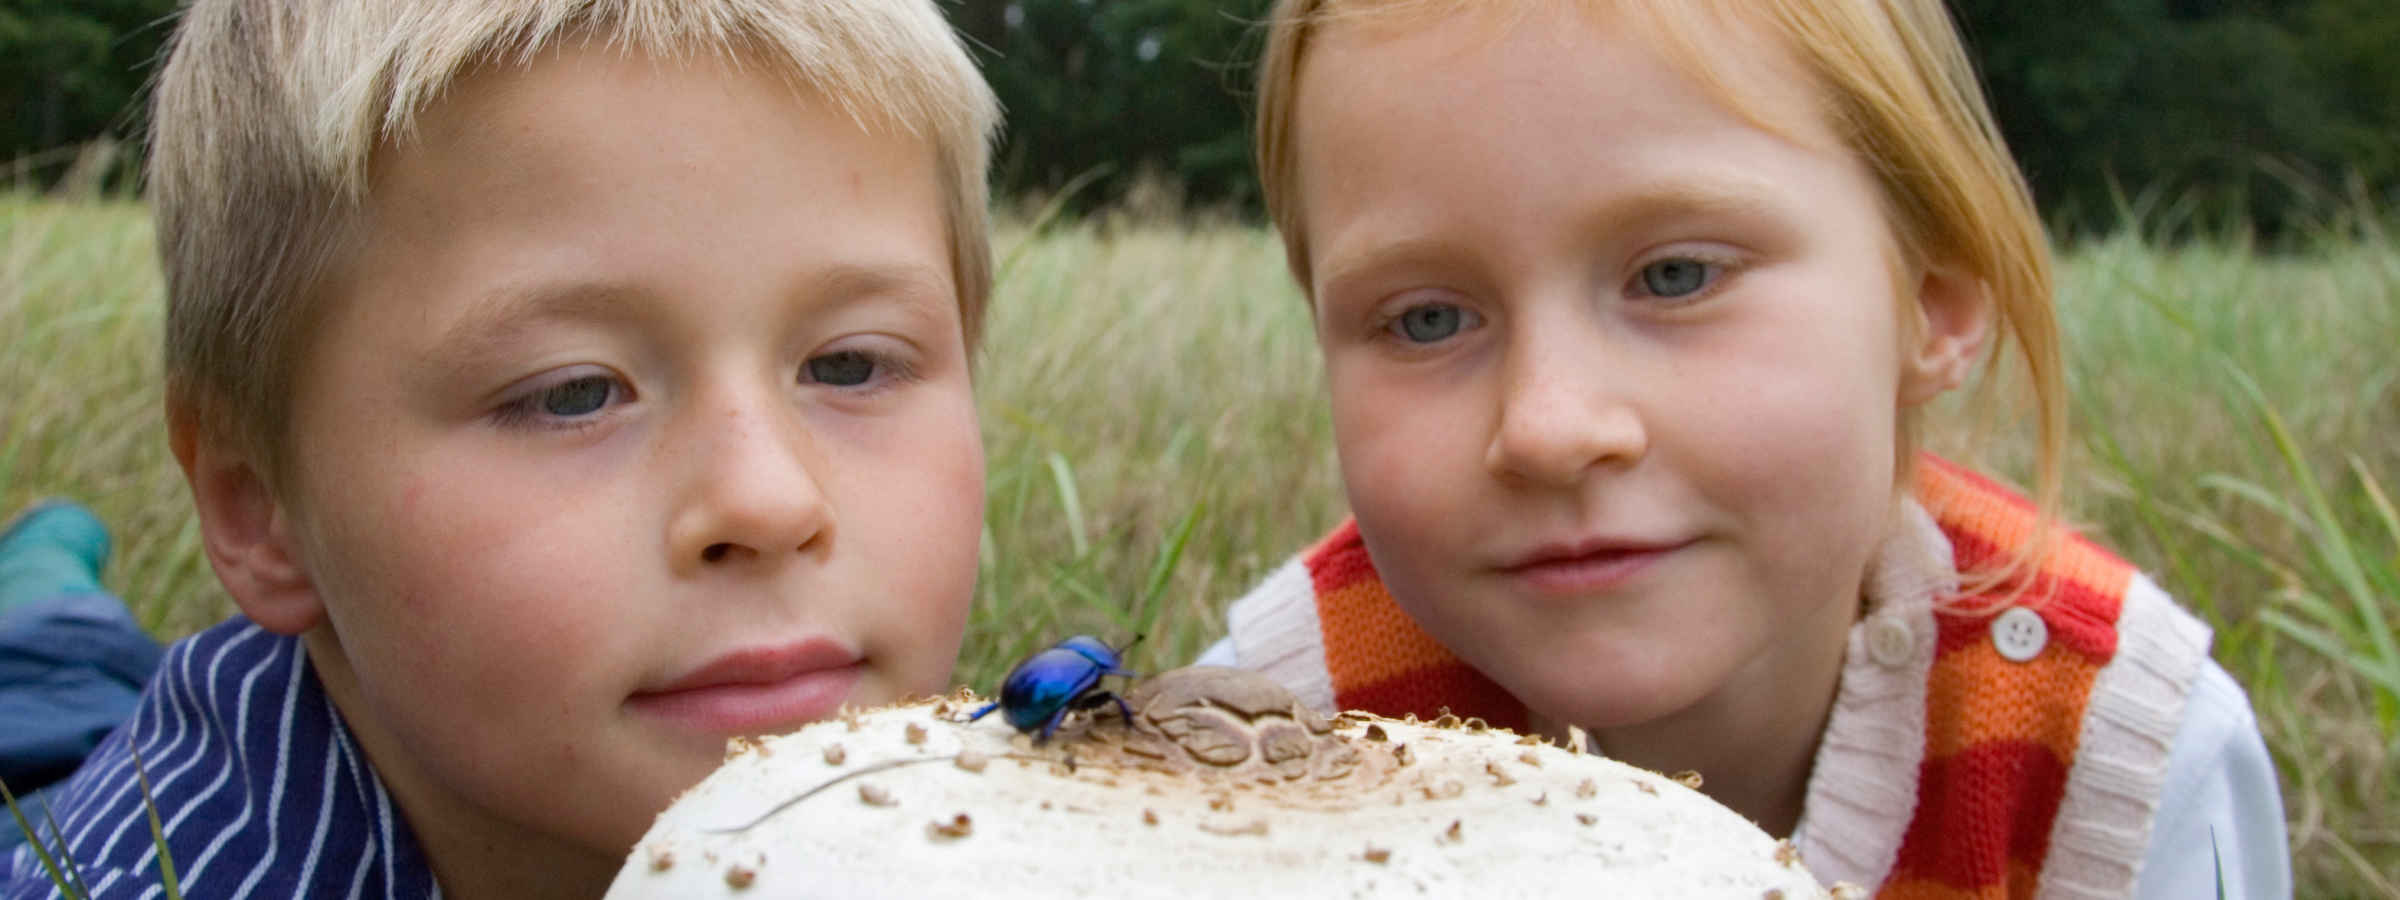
left=1305, top=0, right=1837, bottom=152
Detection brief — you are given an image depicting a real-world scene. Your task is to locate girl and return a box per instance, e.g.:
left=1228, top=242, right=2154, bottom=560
left=1197, top=1, right=2290, bottom=895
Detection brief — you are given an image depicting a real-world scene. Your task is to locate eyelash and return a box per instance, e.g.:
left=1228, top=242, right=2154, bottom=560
left=1626, top=253, right=1740, bottom=304
left=485, top=344, right=922, bottom=432
left=1373, top=301, right=1483, bottom=348
left=490, top=372, right=626, bottom=431
left=801, top=347, right=920, bottom=394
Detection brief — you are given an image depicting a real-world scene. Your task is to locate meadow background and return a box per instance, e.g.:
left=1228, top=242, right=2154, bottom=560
left=5, top=2, right=2399, bottom=892
left=4, top=181, right=2395, bottom=895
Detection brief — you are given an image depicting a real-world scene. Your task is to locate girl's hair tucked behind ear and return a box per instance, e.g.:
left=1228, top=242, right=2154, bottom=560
left=1255, top=0, right=2065, bottom=592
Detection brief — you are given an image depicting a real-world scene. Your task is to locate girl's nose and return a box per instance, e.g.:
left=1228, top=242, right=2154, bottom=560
left=666, top=398, right=835, bottom=575
left=1483, top=328, right=1647, bottom=487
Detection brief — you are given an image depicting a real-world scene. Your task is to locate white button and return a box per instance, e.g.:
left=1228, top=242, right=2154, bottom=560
left=1865, top=616, right=1915, bottom=668
left=1991, top=606, right=2048, bottom=662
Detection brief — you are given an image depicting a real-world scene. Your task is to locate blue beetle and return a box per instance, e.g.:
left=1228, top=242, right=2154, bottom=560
left=968, top=634, right=1138, bottom=743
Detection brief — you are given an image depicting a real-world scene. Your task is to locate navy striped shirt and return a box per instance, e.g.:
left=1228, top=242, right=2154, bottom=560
left=2, top=619, right=438, bottom=898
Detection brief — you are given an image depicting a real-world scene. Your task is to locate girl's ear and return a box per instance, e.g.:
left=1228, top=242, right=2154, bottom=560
left=170, top=415, right=326, bottom=636
left=1899, top=264, right=1992, bottom=406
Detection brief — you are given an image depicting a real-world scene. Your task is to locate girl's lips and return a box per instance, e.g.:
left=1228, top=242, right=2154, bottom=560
left=1500, top=543, right=1685, bottom=595
left=630, top=641, right=864, bottom=736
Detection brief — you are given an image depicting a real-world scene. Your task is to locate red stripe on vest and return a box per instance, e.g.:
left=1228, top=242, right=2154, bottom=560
left=1889, top=741, right=2070, bottom=891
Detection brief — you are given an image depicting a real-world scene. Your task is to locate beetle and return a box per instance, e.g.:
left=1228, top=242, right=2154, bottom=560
left=968, top=634, right=1139, bottom=743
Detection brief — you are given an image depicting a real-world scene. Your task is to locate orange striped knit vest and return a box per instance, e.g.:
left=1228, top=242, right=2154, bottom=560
left=1301, top=455, right=2139, bottom=897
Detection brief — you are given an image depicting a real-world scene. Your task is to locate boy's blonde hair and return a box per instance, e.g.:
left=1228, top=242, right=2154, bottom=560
left=1255, top=0, right=2066, bottom=580
left=152, top=0, right=1000, bottom=487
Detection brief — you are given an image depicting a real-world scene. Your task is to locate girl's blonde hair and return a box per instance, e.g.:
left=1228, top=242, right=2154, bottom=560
left=151, top=0, right=999, bottom=489
left=1254, top=0, right=2065, bottom=588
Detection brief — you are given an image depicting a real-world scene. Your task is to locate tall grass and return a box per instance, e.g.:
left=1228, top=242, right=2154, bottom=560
left=3, top=194, right=2393, bottom=896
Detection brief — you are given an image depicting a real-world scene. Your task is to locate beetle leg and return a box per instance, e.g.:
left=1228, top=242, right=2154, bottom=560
left=966, top=700, right=1002, bottom=722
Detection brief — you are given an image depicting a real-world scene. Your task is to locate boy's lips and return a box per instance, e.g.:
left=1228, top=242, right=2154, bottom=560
left=630, top=639, right=863, bottom=736
left=1496, top=535, right=1690, bottom=595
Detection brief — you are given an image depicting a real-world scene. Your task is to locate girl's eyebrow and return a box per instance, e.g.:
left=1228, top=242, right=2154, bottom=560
left=1314, top=176, right=1777, bottom=298
left=1581, top=176, right=1777, bottom=233
left=1314, top=235, right=1465, bottom=304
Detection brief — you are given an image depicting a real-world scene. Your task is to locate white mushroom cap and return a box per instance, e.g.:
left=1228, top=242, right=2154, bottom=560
left=608, top=668, right=1852, bottom=898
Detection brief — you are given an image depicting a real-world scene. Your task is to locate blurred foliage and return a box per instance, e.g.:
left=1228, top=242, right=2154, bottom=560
left=0, top=0, right=176, bottom=188
left=950, top=0, right=1274, bottom=214
left=5, top=0, right=2395, bottom=237
left=1950, top=0, right=2400, bottom=238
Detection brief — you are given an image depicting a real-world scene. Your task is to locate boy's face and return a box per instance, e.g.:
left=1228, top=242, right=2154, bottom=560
left=275, top=46, right=982, bottom=877
left=1292, top=11, right=1975, bottom=740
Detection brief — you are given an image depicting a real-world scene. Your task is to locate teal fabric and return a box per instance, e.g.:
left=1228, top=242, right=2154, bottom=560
left=0, top=504, right=110, bottom=619
left=0, top=502, right=160, bottom=810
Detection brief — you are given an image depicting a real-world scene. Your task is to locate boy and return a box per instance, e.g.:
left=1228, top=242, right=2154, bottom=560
left=2, top=1, right=998, bottom=897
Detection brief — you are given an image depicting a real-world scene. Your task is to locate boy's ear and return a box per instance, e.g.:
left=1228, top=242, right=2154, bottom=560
left=170, top=414, right=325, bottom=636
left=1898, top=263, right=1992, bottom=406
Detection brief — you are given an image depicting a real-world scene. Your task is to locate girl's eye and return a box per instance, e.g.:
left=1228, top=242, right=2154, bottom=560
left=1391, top=303, right=1475, bottom=344
left=804, top=350, right=879, bottom=387
left=1637, top=258, right=1714, bottom=298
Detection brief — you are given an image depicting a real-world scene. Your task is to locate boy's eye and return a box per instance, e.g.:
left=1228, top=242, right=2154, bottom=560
left=805, top=351, right=878, bottom=387
left=1638, top=258, right=1714, bottom=298
left=538, top=375, right=615, bottom=417
left=1392, top=303, right=1474, bottom=344
left=492, top=370, right=626, bottom=429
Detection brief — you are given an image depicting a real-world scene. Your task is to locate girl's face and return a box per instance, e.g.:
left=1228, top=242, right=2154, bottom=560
left=1292, top=7, right=1984, bottom=737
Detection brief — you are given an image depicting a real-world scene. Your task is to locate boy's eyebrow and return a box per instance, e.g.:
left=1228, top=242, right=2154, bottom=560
left=426, top=279, right=650, bottom=372
left=423, top=263, right=954, bottom=371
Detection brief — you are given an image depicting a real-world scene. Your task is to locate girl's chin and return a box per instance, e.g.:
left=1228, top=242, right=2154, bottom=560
left=1512, top=671, right=1712, bottom=732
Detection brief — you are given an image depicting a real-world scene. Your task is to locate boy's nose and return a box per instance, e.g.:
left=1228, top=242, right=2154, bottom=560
left=666, top=401, right=835, bottom=574
left=1483, top=333, right=1647, bottom=487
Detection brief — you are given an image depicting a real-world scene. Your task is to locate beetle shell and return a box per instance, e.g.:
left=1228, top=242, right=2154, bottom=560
left=971, top=634, right=1136, bottom=740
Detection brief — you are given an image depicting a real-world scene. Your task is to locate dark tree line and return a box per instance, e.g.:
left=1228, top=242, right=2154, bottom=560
left=7, top=0, right=2395, bottom=236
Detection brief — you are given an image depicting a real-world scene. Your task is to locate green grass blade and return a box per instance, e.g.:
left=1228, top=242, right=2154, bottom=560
left=35, top=797, right=92, bottom=898
left=1043, top=451, right=1089, bottom=559
left=2223, top=364, right=2400, bottom=690
left=2195, top=473, right=2311, bottom=534
left=2350, top=455, right=2400, bottom=566
left=2266, top=588, right=2348, bottom=633
left=130, top=744, right=181, bottom=900
left=1133, top=502, right=1206, bottom=644
left=1, top=776, right=82, bottom=898
left=2258, top=611, right=2390, bottom=691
